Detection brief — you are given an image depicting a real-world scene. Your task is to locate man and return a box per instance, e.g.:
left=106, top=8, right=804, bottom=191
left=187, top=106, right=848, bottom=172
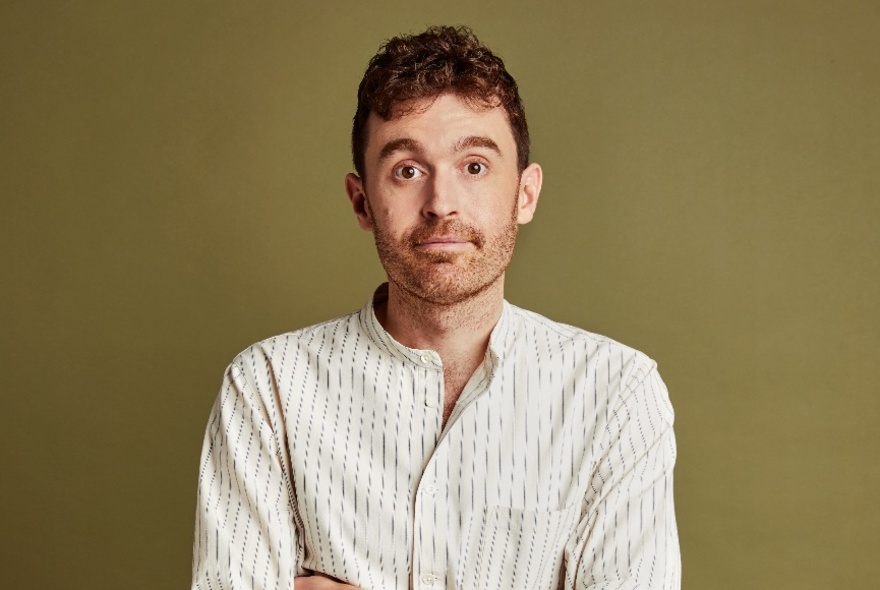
left=192, top=26, right=679, bottom=590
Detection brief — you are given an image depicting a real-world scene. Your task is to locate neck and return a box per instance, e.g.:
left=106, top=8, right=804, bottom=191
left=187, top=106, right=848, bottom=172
left=375, top=277, right=504, bottom=359
left=375, top=278, right=505, bottom=426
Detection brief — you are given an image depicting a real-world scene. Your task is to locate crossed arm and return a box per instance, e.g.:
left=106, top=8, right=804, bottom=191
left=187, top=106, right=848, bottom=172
left=193, top=360, right=679, bottom=590
left=294, top=574, right=358, bottom=589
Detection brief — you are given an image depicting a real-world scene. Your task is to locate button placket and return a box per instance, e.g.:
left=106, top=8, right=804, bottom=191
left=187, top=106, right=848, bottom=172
left=413, top=453, right=449, bottom=590
left=418, top=353, right=442, bottom=410
left=412, top=356, right=448, bottom=590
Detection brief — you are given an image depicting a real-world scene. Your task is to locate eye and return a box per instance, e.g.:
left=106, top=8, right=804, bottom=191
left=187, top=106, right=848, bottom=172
left=465, top=162, right=486, bottom=175
left=394, top=165, right=423, bottom=180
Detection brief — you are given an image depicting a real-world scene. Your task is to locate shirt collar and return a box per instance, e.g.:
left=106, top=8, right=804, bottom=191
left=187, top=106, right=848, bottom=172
left=358, top=283, right=512, bottom=368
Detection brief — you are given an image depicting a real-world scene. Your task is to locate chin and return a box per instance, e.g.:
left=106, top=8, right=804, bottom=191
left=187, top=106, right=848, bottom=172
left=396, top=268, right=504, bottom=307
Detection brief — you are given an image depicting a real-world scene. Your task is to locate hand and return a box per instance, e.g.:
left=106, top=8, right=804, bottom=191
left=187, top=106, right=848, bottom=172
left=294, top=573, right=360, bottom=589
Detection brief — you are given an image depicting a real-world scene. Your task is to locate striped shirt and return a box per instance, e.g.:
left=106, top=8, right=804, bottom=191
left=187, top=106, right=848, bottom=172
left=192, top=287, right=680, bottom=590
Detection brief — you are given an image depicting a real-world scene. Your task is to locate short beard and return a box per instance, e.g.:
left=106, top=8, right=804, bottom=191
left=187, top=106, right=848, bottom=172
left=368, top=195, right=519, bottom=307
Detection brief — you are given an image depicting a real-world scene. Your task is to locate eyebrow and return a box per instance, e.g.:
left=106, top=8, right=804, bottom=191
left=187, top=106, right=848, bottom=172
left=377, top=135, right=502, bottom=162
left=378, top=138, right=423, bottom=162
left=453, top=135, right=501, bottom=155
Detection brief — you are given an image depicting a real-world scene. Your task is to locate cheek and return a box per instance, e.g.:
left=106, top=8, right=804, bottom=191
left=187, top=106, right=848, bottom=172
left=370, top=197, right=422, bottom=232
left=479, top=192, right=520, bottom=225
left=371, top=209, right=411, bottom=240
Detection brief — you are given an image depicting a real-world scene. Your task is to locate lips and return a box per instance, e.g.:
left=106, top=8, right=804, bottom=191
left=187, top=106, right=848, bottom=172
left=417, top=236, right=469, bottom=246
left=408, top=221, right=484, bottom=248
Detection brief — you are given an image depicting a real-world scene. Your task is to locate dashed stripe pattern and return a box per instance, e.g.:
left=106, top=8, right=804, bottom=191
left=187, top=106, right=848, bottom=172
left=192, top=293, right=680, bottom=589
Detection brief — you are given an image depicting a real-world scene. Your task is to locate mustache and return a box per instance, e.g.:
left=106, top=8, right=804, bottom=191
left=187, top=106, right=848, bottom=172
left=407, top=219, right=485, bottom=248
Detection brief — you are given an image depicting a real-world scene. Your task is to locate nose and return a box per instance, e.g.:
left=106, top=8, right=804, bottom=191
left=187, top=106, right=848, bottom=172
left=421, top=171, right=459, bottom=219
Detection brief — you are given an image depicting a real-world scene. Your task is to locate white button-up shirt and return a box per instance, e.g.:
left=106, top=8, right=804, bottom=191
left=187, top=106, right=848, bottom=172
left=192, top=287, right=680, bottom=589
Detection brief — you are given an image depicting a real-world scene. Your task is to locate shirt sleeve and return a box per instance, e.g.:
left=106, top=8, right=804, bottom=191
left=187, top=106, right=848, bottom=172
left=563, top=361, right=681, bottom=590
left=192, top=361, right=301, bottom=590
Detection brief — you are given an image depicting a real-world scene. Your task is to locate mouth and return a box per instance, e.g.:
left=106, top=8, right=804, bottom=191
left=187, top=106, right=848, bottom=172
left=414, top=236, right=472, bottom=251
left=408, top=220, right=484, bottom=252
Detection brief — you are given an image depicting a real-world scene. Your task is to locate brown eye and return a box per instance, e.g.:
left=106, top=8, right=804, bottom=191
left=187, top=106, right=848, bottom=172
left=466, top=162, right=485, bottom=175
left=396, top=165, right=420, bottom=179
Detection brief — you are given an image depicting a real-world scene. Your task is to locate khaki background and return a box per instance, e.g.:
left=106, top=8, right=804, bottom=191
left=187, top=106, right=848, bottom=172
left=1, top=1, right=877, bottom=589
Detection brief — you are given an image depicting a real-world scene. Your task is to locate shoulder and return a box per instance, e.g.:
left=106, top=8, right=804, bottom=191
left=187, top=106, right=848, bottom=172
left=505, top=303, right=656, bottom=371
left=229, top=309, right=363, bottom=374
left=504, top=303, right=672, bottom=417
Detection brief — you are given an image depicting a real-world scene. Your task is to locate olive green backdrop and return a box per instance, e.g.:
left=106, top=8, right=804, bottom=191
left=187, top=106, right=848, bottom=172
left=1, top=1, right=877, bottom=589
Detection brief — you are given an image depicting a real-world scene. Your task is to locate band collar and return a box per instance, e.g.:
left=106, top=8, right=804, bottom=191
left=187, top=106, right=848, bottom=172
left=358, top=283, right=510, bottom=369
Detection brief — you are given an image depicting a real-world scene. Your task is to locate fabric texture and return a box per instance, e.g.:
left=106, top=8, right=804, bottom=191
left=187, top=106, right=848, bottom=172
left=192, top=287, right=680, bottom=589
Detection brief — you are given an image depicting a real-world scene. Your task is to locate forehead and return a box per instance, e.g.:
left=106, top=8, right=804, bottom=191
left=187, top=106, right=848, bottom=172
left=364, top=93, right=515, bottom=158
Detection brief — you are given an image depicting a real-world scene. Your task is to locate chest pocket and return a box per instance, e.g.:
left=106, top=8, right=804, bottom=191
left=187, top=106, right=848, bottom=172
left=456, top=504, right=581, bottom=590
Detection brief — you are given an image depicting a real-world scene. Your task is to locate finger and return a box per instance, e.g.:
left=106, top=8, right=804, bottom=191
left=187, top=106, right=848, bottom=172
left=294, top=573, right=360, bottom=589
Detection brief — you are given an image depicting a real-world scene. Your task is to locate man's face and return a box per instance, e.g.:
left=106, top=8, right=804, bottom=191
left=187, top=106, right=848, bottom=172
left=346, top=93, right=541, bottom=306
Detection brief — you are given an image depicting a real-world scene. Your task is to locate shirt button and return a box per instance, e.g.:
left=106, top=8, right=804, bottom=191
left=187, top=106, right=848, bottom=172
left=425, top=396, right=438, bottom=409
left=419, top=354, right=431, bottom=364
left=420, top=573, right=437, bottom=585
left=423, top=484, right=436, bottom=495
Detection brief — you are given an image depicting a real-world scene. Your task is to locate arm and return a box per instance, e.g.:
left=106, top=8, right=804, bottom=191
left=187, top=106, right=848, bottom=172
left=192, top=362, right=302, bottom=590
left=294, top=574, right=360, bottom=589
left=564, top=362, right=680, bottom=590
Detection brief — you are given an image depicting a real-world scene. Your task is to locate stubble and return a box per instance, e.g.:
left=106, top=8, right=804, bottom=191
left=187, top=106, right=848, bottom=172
left=369, top=197, right=520, bottom=307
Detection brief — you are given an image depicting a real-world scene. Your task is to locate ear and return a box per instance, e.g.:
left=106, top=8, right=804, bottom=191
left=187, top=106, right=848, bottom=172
left=345, top=173, right=373, bottom=231
left=516, top=163, right=542, bottom=224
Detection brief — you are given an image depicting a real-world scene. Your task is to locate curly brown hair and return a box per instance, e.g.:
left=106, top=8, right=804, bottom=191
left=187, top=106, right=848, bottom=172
left=352, top=25, right=529, bottom=178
